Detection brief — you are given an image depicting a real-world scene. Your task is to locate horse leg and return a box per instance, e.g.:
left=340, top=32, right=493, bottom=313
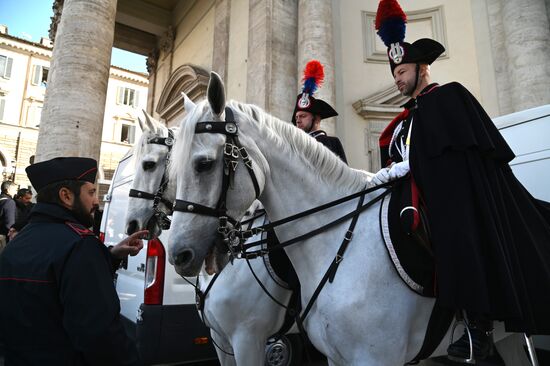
left=231, top=330, right=267, bottom=366
left=210, top=330, right=236, bottom=366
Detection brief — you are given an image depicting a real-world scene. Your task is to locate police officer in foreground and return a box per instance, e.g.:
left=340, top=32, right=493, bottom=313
left=0, top=157, right=148, bottom=365
left=292, top=60, right=348, bottom=163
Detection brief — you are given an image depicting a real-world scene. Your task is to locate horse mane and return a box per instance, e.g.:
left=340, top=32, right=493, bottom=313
left=228, top=101, right=369, bottom=192
left=170, top=99, right=368, bottom=193
left=168, top=101, right=212, bottom=180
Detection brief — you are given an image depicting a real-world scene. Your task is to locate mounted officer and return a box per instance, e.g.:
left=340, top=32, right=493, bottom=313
left=372, top=0, right=550, bottom=363
left=292, top=60, right=348, bottom=164
left=0, top=157, right=148, bottom=365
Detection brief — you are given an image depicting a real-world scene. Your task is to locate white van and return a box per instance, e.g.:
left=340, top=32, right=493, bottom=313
left=99, top=151, right=217, bottom=365
left=494, top=104, right=550, bottom=202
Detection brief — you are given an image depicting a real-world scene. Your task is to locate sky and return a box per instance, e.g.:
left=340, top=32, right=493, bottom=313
left=0, top=0, right=148, bottom=73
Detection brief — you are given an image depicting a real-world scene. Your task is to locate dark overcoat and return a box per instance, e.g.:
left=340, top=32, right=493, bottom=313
left=0, top=203, right=138, bottom=365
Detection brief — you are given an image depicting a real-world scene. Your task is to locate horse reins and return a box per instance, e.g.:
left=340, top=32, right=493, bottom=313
left=172, top=107, right=261, bottom=229
left=170, top=105, right=401, bottom=331
left=128, top=129, right=175, bottom=230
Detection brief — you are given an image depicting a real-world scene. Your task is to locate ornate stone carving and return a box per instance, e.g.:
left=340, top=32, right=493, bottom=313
left=49, top=0, right=64, bottom=43
left=159, top=26, right=175, bottom=54
left=146, top=48, right=159, bottom=74
left=155, top=64, right=210, bottom=123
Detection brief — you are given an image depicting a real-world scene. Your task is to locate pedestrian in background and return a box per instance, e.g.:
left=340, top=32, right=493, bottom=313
left=14, top=188, right=34, bottom=222
left=0, top=180, right=17, bottom=255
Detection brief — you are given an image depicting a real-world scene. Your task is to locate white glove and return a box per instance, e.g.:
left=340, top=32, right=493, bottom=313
left=370, top=167, right=391, bottom=186
left=388, top=160, right=410, bottom=180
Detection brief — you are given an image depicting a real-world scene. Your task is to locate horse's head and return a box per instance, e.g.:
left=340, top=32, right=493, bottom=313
left=167, top=72, right=266, bottom=277
left=125, top=111, right=179, bottom=238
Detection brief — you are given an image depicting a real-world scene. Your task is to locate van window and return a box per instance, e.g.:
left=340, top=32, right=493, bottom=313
left=113, top=152, right=136, bottom=186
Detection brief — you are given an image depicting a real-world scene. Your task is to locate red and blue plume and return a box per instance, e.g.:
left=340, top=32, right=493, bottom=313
left=301, top=60, right=324, bottom=96
left=375, top=0, right=407, bottom=47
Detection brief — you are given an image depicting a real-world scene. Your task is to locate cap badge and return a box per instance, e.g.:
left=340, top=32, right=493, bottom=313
left=389, top=42, right=405, bottom=64
left=298, top=93, right=311, bottom=108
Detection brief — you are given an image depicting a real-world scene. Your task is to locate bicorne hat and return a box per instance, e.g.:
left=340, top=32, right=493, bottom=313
left=375, top=0, right=445, bottom=75
left=26, top=157, right=98, bottom=191
left=291, top=60, right=338, bottom=125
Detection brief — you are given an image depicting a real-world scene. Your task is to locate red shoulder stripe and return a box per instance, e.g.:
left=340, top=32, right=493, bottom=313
left=65, top=222, right=95, bottom=237
left=379, top=109, right=409, bottom=147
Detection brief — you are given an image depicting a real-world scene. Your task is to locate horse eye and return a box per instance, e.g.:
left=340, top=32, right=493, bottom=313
left=142, top=161, right=156, bottom=171
left=196, top=159, right=214, bottom=173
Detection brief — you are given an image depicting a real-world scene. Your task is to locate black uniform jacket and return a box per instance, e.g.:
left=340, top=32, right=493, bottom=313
left=310, top=130, right=348, bottom=164
left=0, top=193, right=16, bottom=235
left=0, top=203, right=138, bottom=365
left=382, top=82, right=550, bottom=334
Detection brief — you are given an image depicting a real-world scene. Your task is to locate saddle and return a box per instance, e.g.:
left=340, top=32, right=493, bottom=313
left=380, top=182, right=436, bottom=297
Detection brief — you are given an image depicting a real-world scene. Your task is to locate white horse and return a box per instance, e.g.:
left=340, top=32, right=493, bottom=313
left=126, top=110, right=296, bottom=366
left=166, top=72, right=532, bottom=366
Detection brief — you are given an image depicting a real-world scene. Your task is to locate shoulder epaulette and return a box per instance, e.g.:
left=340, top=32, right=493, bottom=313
left=65, top=221, right=96, bottom=238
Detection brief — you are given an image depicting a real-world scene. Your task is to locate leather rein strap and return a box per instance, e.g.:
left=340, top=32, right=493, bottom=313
left=128, top=129, right=175, bottom=229
left=172, top=107, right=261, bottom=225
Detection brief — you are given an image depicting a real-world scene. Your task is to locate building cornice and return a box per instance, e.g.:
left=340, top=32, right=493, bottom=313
left=0, top=34, right=52, bottom=58
left=109, top=66, right=149, bottom=85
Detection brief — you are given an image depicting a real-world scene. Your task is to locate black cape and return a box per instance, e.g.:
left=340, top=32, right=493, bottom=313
left=404, top=82, right=550, bottom=334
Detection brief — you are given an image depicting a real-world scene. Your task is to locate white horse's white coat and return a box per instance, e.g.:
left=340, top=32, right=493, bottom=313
left=166, top=73, right=530, bottom=366
left=127, top=110, right=293, bottom=366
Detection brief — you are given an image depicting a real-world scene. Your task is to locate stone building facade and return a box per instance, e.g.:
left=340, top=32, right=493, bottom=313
left=0, top=25, right=148, bottom=197
left=40, top=0, right=550, bottom=172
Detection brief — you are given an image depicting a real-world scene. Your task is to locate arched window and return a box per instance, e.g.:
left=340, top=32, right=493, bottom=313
left=156, top=64, right=209, bottom=124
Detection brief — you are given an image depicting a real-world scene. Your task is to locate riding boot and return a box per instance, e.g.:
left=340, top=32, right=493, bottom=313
left=447, top=315, right=494, bottom=363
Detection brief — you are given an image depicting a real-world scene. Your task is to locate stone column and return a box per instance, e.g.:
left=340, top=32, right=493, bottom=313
left=501, top=0, right=550, bottom=111
left=212, top=0, right=231, bottom=84
left=297, top=0, right=336, bottom=134
left=35, top=0, right=117, bottom=163
left=246, top=0, right=298, bottom=121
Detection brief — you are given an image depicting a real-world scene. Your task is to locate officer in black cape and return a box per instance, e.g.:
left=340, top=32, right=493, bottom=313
left=0, top=157, right=148, bottom=365
left=292, top=60, right=348, bottom=163
left=371, top=0, right=550, bottom=363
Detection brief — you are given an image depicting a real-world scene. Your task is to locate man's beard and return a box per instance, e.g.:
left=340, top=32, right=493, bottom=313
left=400, top=83, right=414, bottom=97
left=72, top=198, right=96, bottom=228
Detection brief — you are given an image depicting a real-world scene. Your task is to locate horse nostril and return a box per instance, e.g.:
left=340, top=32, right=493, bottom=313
left=126, top=220, right=138, bottom=235
left=175, top=250, right=193, bottom=266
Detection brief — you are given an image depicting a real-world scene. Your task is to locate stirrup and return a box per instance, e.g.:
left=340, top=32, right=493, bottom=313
left=524, top=334, right=540, bottom=366
left=448, top=311, right=476, bottom=364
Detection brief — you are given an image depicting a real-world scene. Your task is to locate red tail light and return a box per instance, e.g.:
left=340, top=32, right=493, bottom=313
left=99, top=232, right=105, bottom=243
left=144, top=238, right=166, bottom=305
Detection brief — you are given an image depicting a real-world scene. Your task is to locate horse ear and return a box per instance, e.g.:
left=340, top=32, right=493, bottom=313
left=181, top=92, right=196, bottom=115
left=137, top=117, right=147, bottom=132
left=142, top=110, right=158, bottom=133
left=207, top=71, right=226, bottom=116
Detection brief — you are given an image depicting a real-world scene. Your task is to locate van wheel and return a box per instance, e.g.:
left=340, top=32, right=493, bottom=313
left=265, top=334, right=303, bottom=366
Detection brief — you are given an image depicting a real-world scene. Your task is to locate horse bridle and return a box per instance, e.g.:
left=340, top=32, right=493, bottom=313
left=172, top=107, right=261, bottom=241
left=128, top=129, right=175, bottom=230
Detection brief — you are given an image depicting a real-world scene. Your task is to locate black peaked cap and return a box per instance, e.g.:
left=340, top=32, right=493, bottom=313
left=26, top=157, right=98, bottom=191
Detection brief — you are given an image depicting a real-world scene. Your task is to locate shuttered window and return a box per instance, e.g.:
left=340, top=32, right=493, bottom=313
left=31, top=65, right=48, bottom=86
left=120, top=123, right=136, bottom=144
left=116, top=86, right=139, bottom=107
left=0, top=55, right=13, bottom=79
left=32, top=65, right=41, bottom=85
left=0, top=98, right=5, bottom=121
